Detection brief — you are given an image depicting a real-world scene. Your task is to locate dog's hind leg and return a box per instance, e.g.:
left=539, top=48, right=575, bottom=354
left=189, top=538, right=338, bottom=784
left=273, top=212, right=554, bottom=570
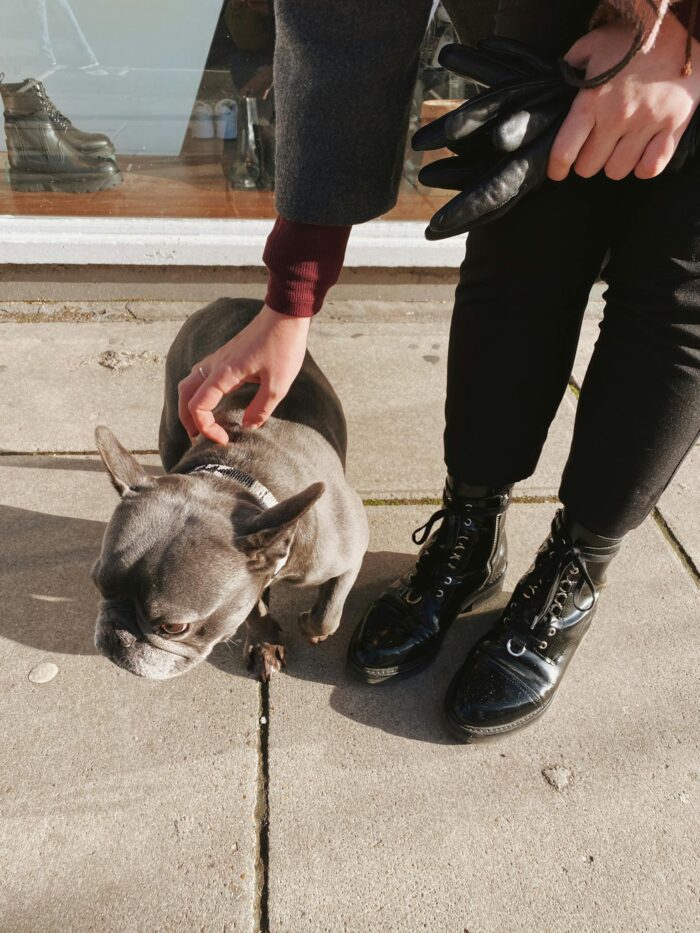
left=243, top=598, right=286, bottom=682
left=298, top=563, right=363, bottom=645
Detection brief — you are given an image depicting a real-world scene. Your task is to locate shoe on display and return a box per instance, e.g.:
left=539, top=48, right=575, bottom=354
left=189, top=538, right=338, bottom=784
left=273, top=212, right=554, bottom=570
left=443, top=509, right=622, bottom=743
left=347, top=480, right=511, bottom=683
left=215, top=99, right=237, bottom=139
left=0, top=75, right=121, bottom=193
left=0, top=75, right=116, bottom=157
left=190, top=100, right=215, bottom=139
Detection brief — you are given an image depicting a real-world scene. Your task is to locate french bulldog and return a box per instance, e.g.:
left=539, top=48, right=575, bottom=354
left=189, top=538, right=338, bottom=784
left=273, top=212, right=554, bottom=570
left=92, top=298, right=369, bottom=682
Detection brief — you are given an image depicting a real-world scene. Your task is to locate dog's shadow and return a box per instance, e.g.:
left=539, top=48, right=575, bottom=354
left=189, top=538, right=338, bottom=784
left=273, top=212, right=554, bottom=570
left=210, top=549, right=505, bottom=746
left=2, top=497, right=502, bottom=745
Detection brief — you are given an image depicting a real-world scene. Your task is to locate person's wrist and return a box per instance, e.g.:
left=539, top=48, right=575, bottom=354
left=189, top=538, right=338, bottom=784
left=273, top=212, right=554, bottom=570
left=259, top=303, right=312, bottom=333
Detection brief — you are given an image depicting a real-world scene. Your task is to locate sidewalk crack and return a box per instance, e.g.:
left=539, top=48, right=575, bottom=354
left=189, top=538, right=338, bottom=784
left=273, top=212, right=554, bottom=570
left=652, top=508, right=700, bottom=586
left=253, top=681, right=271, bottom=933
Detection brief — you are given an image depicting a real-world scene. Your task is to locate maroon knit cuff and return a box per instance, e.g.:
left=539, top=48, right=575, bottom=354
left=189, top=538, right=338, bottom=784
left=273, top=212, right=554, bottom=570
left=674, top=0, right=700, bottom=41
left=263, top=217, right=352, bottom=318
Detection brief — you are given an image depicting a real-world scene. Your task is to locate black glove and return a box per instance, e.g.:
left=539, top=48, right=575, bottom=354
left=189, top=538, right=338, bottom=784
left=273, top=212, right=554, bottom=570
left=412, top=37, right=698, bottom=241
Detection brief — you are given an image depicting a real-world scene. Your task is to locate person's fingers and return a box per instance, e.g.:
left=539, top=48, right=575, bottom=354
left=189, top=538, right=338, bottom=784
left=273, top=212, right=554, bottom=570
left=242, top=376, right=286, bottom=429
left=562, top=33, right=593, bottom=70
left=178, top=370, right=205, bottom=438
left=572, top=123, right=621, bottom=178
left=603, top=128, right=657, bottom=179
left=634, top=129, right=679, bottom=179
left=188, top=368, right=246, bottom=444
left=547, top=93, right=595, bottom=180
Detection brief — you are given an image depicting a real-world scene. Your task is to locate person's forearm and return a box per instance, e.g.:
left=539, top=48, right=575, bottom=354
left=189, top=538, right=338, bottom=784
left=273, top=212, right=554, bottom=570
left=590, top=0, right=700, bottom=77
left=273, top=0, right=432, bottom=225
left=263, top=217, right=352, bottom=317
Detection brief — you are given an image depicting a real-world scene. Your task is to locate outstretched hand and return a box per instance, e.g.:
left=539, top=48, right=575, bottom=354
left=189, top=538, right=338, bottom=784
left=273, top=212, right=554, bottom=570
left=549, top=13, right=700, bottom=182
left=178, top=304, right=310, bottom=445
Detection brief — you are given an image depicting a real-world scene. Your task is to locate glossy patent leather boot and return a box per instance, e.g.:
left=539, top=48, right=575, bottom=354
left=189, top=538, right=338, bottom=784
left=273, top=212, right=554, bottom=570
left=444, top=509, right=622, bottom=742
left=347, top=482, right=512, bottom=683
left=0, top=77, right=115, bottom=156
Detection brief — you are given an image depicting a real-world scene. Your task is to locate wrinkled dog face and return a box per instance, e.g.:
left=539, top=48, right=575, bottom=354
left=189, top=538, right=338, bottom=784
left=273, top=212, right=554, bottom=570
left=92, top=426, right=323, bottom=681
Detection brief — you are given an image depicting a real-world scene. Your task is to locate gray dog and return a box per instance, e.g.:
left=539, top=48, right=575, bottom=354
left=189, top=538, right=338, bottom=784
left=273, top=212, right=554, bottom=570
left=92, top=298, right=369, bottom=682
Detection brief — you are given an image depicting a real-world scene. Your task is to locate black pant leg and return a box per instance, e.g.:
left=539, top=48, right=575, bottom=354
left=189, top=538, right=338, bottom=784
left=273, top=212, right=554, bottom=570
left=560, top=161, right=700, bottom=536
left=445, top=174, right=609, bottom=486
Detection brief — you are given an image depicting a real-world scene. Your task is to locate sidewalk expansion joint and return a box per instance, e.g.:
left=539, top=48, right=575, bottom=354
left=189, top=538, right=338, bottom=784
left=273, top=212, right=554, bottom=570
left=253, top=681, right=271, bottom=933
left=362, top=495, right=560, bottom=507
left=0, top=449, right=160, bottom=457
left=652, top=508, right=700, bottom=586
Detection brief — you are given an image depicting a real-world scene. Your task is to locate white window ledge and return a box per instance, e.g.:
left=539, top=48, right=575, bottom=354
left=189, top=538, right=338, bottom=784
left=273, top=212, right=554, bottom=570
left=0, top=216, right=465, bottom=267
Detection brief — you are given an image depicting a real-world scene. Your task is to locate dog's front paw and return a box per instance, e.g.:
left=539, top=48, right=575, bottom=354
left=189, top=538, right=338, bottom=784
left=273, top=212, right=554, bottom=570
left=247, top=643, right=286, bottom=682
left=297, top=610, right=333, bottom=645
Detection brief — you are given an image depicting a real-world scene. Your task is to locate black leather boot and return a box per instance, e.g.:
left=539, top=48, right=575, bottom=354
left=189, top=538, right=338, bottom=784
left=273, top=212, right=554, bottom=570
left=1, top=77, right=115, bottom=155
left=1, top=77, right=121, bottom=193
left=347, top=479, right=512, bottom=683
left=444, top=509, right=623, bottom=742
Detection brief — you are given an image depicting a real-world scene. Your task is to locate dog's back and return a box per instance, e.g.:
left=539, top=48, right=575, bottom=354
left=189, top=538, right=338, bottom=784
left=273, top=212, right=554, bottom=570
left=160, top=298, right=348, bottom=471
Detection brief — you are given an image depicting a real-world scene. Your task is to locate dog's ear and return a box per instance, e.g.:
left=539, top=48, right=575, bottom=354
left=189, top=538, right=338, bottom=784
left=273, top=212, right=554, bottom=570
left=235, top=482, right=325, bottom=569
left=95, top=425, right=152, bottom=497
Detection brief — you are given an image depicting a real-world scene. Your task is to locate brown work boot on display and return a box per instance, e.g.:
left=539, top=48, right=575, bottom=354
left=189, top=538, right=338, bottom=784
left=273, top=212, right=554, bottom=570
left=0, top=75, right=121, bottom=193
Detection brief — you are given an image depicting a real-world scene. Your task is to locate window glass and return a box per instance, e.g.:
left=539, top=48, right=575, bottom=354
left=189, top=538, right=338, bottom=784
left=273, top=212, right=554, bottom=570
left=0, top=2, right=468, bottom=220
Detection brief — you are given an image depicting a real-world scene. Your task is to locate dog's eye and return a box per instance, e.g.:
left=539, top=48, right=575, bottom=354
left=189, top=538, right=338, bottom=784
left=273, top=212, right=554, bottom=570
left=158, top=622, right=190, bottom=637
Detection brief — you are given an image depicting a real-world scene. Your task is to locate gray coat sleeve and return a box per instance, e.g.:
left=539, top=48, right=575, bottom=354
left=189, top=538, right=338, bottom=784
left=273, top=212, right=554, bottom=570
left=273, top=0, right=433, bottom=226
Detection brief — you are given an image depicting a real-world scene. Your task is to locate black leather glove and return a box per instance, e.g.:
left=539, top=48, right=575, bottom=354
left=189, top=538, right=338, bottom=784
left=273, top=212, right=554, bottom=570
left=412, top=36, right=698, bottom=241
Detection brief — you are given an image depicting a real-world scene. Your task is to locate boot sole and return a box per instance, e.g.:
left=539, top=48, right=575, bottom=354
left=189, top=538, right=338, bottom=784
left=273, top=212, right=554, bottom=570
left=9, top=169, right=123, bottom=193
left=443, top=694, right=555, bottom=744
left=347, top=575, right=506, bottom=686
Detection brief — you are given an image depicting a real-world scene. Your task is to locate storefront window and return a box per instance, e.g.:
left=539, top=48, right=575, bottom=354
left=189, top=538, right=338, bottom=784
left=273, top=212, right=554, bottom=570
left=0, top=2, right=469, bottom=221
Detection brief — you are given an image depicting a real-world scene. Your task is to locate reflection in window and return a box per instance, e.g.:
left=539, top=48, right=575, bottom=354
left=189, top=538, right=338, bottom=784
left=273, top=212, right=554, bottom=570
left=0, top=2, right=464, bottom=220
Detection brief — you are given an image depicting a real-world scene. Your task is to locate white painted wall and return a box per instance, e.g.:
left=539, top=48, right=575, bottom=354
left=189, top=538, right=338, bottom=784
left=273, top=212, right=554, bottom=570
left=0, top=217, right=465, bottom=266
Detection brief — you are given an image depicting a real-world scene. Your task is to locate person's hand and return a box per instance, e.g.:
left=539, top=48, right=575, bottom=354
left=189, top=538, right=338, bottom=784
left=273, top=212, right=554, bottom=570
left=178, top=304, right=311, bottom=445
left=548, top=14, right=700, bottom=181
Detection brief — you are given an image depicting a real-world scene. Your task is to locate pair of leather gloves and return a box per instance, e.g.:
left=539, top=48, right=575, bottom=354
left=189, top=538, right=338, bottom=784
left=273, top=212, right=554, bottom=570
left=412, top=37, right=699, bottom=240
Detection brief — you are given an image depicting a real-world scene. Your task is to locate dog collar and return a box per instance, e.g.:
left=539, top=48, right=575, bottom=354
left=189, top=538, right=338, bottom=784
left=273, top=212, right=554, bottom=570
left=186, top=463, right=278, bottom=510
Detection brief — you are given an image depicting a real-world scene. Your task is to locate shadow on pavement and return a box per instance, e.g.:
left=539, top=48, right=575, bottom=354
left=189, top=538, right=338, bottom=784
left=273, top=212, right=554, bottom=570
left=212, top=548, right=508, bottom=746
left=3, top=502, right=506, bottom=744
left=0, top=454, right=164, bottom=476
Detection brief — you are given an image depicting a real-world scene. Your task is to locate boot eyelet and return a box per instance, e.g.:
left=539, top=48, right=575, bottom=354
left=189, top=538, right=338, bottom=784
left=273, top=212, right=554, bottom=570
left=570, top=567, right=580, bottom=576
left=538, top=641, right=548, bottom=651
left=548, top=627, right=556, bottom=637
left=506, top=638, right=526, bottom=657
left=404, top=591, right=421, bottom=605
left=443, top=576, right=452, bottom=586
left=435, top=589, right=444, bottom=599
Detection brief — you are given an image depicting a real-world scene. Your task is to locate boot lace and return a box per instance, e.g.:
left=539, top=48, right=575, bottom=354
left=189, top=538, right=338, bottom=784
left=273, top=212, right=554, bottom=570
left=35, top=83, right=72, bottom=128
left=503, top=532, right=595, bottom=656
left=402, top=506, right=477, bottom=604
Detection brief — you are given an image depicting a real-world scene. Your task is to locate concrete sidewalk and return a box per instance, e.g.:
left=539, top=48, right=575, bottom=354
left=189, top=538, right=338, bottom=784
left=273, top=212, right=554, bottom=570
left=0, top=294, right=698, bottom=932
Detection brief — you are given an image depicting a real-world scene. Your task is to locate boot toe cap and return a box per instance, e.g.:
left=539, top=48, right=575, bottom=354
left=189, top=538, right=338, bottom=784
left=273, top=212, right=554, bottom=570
left=347, top=597, right=430, bottom=678
left=445, top=651, right=543, bottom=738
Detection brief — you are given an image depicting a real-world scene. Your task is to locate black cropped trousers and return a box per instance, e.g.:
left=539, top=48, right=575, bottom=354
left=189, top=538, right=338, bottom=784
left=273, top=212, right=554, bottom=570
left=444, top=159, right=700, bottom=538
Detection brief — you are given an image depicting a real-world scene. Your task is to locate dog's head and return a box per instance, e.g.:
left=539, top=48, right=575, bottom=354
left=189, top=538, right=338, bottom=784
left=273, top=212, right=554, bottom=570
left=92, top=426, right=323, bottom=680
